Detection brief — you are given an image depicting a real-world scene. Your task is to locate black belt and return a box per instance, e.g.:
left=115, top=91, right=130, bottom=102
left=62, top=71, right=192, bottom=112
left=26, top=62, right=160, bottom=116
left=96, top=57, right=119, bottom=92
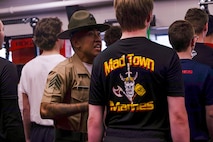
left=55, top=128, right=87, bottom=142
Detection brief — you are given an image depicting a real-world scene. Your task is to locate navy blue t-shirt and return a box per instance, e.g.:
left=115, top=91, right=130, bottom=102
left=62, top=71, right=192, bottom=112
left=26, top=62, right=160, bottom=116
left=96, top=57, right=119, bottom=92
left=89, top=37, right=184, bottom=134
left=181, top=59, right=213, bottom=141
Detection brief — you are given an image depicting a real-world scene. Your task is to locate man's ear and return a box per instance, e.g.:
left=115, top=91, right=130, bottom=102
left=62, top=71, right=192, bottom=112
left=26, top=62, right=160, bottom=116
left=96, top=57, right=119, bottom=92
left=71, top=36, right=80, bottom=49
left=145, top=13, right=152, bottom=28
left=204, top=23, right=208, bottom=33
left=191, top=36, right=197, bottom=48
left=147, top=13, right=152, bottom=23
left=191, top=38, right=195, bottom=47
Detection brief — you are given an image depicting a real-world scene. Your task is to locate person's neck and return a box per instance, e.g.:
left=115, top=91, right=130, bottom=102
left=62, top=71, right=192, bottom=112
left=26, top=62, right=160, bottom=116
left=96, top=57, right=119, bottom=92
left=204, top=34, right=213, bottom=43
left=76, top=53, right=94, bottom=64
left=121, top=29, right=147, bottom=39
left=196, top=32, right=205, bottom=43
left=177, top=49, right=192, bottom=60
left=41, top=48, right=60, bottom=56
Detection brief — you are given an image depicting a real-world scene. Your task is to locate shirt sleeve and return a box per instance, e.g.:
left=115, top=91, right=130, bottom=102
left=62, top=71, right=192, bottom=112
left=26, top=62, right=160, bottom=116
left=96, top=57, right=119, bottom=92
left=166, top=51, right=185, bottom=97
left=18, top=65, right=28, bottom=95
left=89, top=56, right=105, bottom=105
left=42, top=69, right=66, bottom=103
left=205, top=68, right=213, bottom=105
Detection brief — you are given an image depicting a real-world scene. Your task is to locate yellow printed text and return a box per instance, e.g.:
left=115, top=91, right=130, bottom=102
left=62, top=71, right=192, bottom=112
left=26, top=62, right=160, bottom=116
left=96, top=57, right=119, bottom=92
left=104, top=54, right=155, bottom=76
left=109, top=101, right=154, bottom=112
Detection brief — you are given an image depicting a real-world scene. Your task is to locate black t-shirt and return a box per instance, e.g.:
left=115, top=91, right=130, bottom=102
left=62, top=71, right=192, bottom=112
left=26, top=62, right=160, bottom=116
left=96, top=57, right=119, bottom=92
left=193, top=42, right=213, bottom=68
left=89, top=37, right=184, bottom=133
left=0, top=57, right=25, bottom=142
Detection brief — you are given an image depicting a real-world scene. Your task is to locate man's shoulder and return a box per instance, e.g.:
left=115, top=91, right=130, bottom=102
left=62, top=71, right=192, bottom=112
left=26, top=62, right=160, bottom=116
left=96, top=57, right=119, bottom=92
left=0, top=57, right=12, bottom=66
left=0, top=57, right=16, bottom=72
left=54, top=58, right=71, bottom=68
left=196, top=42, right=213, bottom=51
left=188, top=59, right=213, bottom=74
left=53, top=55, right=83, bottom=70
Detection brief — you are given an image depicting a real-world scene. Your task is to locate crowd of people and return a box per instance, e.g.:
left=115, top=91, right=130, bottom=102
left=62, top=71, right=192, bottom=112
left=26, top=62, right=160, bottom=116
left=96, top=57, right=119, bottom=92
left=0, top=0, right=213, bottom=142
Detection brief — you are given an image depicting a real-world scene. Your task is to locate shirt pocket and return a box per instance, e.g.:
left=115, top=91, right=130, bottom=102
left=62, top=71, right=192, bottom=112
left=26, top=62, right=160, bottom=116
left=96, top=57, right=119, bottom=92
left=71, top=86, right=89, bottom=102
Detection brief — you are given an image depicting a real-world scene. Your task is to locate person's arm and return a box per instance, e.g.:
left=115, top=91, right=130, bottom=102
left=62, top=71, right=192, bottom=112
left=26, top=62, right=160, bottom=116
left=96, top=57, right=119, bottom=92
left=22, top=93, right=31, bottom=142
left=40, top=67, right=89, bottom=119
left=88, top=104, right=105, bottom=142
left=40, top=101, right=88, bottom=119
left=167, top=96, right=189, bottom=142
left=206, top=105, right=213, bottom=140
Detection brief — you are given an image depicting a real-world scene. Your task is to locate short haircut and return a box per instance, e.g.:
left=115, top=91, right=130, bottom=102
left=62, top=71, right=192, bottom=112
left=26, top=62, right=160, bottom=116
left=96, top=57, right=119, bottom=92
left=34, top=17, right=62, bottom=51
left=184, top=8, right=208, bottom=34
left=104, top=25, right=122, bottom=46
left=168, top=20, right=194, bottom=52
left=114, top=0, right=153, bottom=32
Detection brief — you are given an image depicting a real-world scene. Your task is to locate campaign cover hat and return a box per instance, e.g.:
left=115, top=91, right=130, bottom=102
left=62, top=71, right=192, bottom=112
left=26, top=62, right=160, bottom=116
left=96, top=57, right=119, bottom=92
left=58, top=10, right=110, bottom=39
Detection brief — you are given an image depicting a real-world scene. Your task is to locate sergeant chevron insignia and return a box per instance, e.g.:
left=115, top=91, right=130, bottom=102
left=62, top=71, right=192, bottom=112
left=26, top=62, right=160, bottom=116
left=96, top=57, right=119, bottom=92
left=48, top=74, right=62, bottom=90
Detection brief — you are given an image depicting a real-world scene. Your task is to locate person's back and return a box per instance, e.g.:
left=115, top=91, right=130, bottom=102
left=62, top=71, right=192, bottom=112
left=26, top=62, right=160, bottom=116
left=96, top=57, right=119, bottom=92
left=0, top=20, right=25, bottom=142
left=19, top=17, right=66, bottom=142
left=185, top=8, right=213, bottom=68
left=168, top=20, right=213, bottom=141
left=181, top=60, right=213, bottom=141
left=88, top=0, right=189, bottom=142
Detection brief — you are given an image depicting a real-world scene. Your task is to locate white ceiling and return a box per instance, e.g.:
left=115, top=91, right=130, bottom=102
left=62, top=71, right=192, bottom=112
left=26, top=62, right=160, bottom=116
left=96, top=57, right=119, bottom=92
left=0, top=0, right=113, bottom=19
left=0, top=0, right=60, bottom=8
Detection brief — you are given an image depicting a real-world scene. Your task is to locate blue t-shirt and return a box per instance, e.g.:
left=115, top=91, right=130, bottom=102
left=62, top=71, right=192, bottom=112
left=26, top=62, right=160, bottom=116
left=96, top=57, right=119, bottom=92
left=181, top=59, right=213, bottom=141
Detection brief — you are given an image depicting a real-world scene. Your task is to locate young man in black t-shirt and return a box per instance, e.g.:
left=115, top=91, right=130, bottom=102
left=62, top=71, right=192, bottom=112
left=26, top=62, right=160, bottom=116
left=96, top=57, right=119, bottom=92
left=88, top=0, right=190, bottom=142
left=185, top=8, right=213, bottom=69
left=0, top=20, right=25, bottom=142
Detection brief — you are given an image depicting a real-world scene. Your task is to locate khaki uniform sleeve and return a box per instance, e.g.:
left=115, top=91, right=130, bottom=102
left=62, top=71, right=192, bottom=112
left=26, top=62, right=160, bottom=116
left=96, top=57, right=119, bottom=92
left=42, top=69, right=66, bottom=103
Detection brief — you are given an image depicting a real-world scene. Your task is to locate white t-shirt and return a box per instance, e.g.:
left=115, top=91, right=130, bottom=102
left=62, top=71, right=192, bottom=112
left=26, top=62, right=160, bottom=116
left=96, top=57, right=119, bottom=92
left=18, top=54, right=66, bottom=126
left=82, top=62, right=93, bottom=74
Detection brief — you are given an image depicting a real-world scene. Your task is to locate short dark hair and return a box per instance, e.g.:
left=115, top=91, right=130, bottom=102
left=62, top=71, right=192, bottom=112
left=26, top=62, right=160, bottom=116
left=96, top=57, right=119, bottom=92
left=168, top=20, right=194, bottom=52
left=104, top=26, right=122, bottom=46
left=184, top=8, right=208, bottom=34
left=34, top=17, right=62, bottom=51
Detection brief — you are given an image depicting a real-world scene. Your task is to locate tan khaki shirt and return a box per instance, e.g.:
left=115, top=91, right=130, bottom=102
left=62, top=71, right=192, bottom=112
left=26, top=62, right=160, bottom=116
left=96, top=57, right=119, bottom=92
left=42, top=54, right=90, bottom=133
